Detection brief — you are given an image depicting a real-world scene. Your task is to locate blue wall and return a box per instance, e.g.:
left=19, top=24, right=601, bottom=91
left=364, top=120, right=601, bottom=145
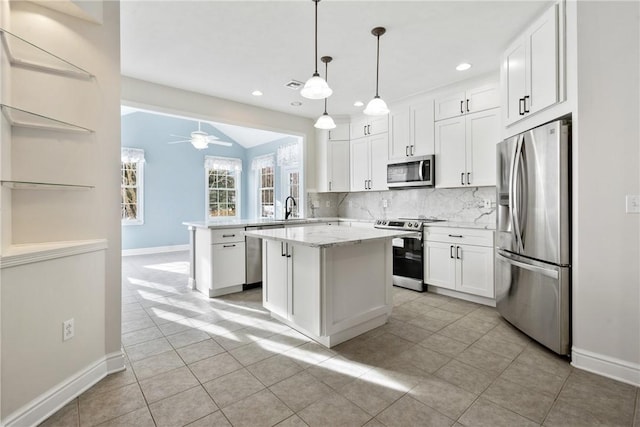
left=122, top=112, right=303, bottom=250
left=121, top=112, right=246, bottom=250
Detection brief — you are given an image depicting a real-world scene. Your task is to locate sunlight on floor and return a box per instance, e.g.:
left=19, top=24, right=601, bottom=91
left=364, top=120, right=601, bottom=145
left=144, top=261, right=189, bottom=274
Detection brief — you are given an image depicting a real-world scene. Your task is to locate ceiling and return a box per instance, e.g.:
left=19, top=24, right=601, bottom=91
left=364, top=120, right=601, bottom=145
left=120, top=1, right=550, bottom=120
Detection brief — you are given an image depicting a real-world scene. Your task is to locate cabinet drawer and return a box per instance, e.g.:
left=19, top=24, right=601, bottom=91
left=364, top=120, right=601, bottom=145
left=425, top=227, right=494, bottom=247
left=211, top=242, right=246, bottom=289
left=211, top=228, right=245, bottom=244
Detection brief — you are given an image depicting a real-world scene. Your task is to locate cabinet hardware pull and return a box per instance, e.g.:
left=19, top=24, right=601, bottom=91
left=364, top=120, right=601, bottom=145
left=524, top=95, right=530, bottom=113
left=448, top=234, right=463, bottom=238
left=467, top=172, right=471, bottom=185
left=328, top=131, right=331, bottom=139
left=456, top=246, right=462, bottom=259
left=460, top=100, right=464, bottom=114
left=329, top=181, right=332, bottom=191
left=223, top=244, right=236, bottom=248
left=460, top=173, right=465, bottom=185
left=466, top=99, right=470, bottom=112
left=367, top=124, right=371, bottom=134
left=411, top=145, right=415, bottom=156
left=519, top=98, right=525, bottom=115
left=450, top=245, right=455, bottom=259
left=406, top=146, right=409, bottom=156
left=363, top=125, right=366, bottom=135
left=281, top=242, right=286, bottom=257
left=222, top=234, right=235, bottom=238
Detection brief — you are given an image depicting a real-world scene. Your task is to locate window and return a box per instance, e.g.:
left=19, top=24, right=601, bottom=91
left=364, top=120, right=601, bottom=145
left=259, top=166, right=275, bottom=218
left=205, top=156, right=242, bottom=219
left=283, top=166, right=300, bottom=219
left=252, top=154, right=275, bottom=218
left=121, top=148, right=145, bottom=225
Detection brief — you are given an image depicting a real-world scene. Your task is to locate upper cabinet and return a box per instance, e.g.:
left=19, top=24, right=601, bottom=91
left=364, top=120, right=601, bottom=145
left=434, top=83, right=499, bottom=121
left=389, top=98, right=435, bottom=160
left=435, top=108, right=499, bottom=188
left=502, top=3, right=561, bottom=126
left=350, top=133, right=388, bottom=192
left=316, top=125, right=350, bottom=193
left=350, top=116, right=388, bottom=139
left=328, top=122, right=349, bottom=141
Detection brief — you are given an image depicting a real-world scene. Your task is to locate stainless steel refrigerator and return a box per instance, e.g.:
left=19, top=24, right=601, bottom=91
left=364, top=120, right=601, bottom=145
left=496, top=119, right=571, bottom=355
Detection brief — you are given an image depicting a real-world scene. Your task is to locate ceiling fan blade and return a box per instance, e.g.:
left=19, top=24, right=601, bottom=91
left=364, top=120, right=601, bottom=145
left=209, top=140, right=233, bottom=147
left=168, top=140, right=190, bottom=144
left=169, top=134, right=190, bottom=139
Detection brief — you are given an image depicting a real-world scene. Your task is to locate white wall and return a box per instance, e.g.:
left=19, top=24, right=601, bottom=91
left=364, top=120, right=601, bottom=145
left=1, top=1, right=122, bottom=422
left=121, top=77, right=318, bottom=192
left=572, top=1, right=640, bottom=384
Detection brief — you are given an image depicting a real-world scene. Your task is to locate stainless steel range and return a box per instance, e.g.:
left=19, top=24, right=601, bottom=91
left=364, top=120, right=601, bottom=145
left=375, top=218, right=445, bottom=291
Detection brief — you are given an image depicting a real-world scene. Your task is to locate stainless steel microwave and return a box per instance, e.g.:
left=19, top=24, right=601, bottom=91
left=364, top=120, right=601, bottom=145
left=387, top=155, right=435, bottom=188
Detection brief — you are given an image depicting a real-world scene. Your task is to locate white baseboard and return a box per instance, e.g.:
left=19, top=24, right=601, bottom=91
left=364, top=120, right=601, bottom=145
left=121, top=244, right=189, bottom=256
left=426, top=285, right=496, bottom=307
left=3, top=350, right=125, bottom=427
left=572, top=346, right=640, bottom=387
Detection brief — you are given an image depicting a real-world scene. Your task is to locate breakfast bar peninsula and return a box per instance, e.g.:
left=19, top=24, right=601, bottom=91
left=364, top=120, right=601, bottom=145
left=244, top=225, right=417, bottom=348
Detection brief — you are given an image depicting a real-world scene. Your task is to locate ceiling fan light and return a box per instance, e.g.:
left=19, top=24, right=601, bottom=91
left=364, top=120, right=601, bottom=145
left=191, top=138, right=209, bottom=150
left=364, top=96, right=390, bottom=116
left=314, top=112, right=336, bottom=129
left=300, top=74, right=333, bottom=100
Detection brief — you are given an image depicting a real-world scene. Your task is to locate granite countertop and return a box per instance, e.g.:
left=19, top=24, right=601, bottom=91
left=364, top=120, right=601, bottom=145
left=183, top=217, right=340, bottom=230
left=244, top=225, right=418, bottom=248
left=423, top=221, right=496, bottom=230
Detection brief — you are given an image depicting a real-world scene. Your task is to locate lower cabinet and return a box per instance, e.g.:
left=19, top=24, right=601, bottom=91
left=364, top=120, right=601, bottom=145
left=262, top=239, right=321, bottom=335
left=424, top=227, right=494, bottom=298
left=195, top=227, right=246, bottom=297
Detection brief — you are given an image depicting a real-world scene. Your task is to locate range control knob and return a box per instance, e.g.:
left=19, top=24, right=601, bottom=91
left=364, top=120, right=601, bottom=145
left=407, top=223, right=413, bottom=228
left=413, top=222, right=419, bottom=227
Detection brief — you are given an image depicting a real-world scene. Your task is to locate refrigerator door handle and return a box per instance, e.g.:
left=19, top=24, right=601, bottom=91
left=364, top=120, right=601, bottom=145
left=510, top=135, right=524, bottom=252
left=497, top=251, right=559, bottom=280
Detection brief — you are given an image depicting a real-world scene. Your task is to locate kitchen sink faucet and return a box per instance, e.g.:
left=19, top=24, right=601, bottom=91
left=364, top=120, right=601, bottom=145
left=284, top=196, right=297, bottom=220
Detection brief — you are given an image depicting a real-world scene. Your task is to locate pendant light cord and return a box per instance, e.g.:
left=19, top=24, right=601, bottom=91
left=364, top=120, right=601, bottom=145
left=314, top=0, right=319, bottom=75
left=323, top=60, right=329, bottom=113
left=375, top=33, right=380, bottom=97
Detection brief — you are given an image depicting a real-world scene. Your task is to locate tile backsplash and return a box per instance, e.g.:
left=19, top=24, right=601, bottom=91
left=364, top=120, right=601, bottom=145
left=308, top=187, right=496, bottom=224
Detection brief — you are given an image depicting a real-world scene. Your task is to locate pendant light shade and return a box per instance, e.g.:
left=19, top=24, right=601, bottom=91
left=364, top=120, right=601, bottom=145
left=314, top=113, right=336, bottom=129
left=301, top=0, right=332, bottom=100
left=364, top=27, right=389, bottom=116
left=314, top=56, right=336, bottom=129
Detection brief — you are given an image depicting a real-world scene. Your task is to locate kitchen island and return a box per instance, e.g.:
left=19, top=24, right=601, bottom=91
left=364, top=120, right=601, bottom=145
left=244, top=225, right=417, bottom=348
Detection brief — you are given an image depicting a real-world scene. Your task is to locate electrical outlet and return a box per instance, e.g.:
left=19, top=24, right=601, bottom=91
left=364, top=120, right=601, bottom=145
left=382, top=199, right=388, bottom=208
left=325, top=200, right=331, bottom=208
left=626, top=195, right=640, bottom=213
left=483, top=199, right=492, bottom=209
left=63, top=318, right=74, bottom=341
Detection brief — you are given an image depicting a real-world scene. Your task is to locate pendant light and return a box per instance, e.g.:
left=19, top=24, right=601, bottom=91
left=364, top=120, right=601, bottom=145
left=314, top=56, right=336, bottom=129
left=363, top=27, right=390, bottom=116
left=300, top=0, right=333, bottom=100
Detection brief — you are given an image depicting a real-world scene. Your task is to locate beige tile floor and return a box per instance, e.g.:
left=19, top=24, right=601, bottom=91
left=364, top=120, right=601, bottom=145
left=41, top=251, right=639, bottom=427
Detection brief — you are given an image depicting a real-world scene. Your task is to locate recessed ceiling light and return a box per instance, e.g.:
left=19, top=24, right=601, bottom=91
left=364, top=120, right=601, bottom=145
left=456, top=63, right=472, bottom=71
left=354, top=101, right=364, bottom=107
left=290, top=101, right=302, bottom=107
left=252, top=90, right=263, bottom=96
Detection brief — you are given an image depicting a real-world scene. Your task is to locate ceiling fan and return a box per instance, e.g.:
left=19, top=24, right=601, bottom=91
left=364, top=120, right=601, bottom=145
left=168, top=121, right=232, bottom=149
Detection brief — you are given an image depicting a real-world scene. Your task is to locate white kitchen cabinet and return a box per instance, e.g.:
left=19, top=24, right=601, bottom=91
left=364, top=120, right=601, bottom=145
left=262, top=240, right=321, bottom=335
left=502, top=3, right=560, bottom=125
left=434, top=83, right=499, bottom=121
left=389, top=99, right=435, bottom=160
left=328, top=123, right=350, bottom=141
left=424, top=227, right=494, bottom=299
left=350, top=133, right=388, bottom=192
left=195, top=227, right=246, bottom=297
left=350, top=116, right=388, bottom=139
left=316, top=128, right=350, bottom=192
left=435, top=108, right=499, bottom=188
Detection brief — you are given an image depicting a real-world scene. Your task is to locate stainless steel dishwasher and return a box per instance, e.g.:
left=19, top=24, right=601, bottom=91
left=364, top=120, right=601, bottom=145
left=245, top=224, right=285, bottom=285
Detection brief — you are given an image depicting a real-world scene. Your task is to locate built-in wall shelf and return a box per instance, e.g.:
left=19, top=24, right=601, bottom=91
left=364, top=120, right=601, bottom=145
left=0, top=238, right=108, bottom=269
left=0, top=104, right=94, bottom=134
left=1, top=180, right=94, bottom=190
left=0, top=28, right=94, bottom=79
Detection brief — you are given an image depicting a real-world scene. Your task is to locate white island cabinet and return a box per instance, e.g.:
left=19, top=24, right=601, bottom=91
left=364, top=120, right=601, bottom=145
left=194, top=227, right=246, bottom=297
left=246, top=225, right=417, bottom=348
